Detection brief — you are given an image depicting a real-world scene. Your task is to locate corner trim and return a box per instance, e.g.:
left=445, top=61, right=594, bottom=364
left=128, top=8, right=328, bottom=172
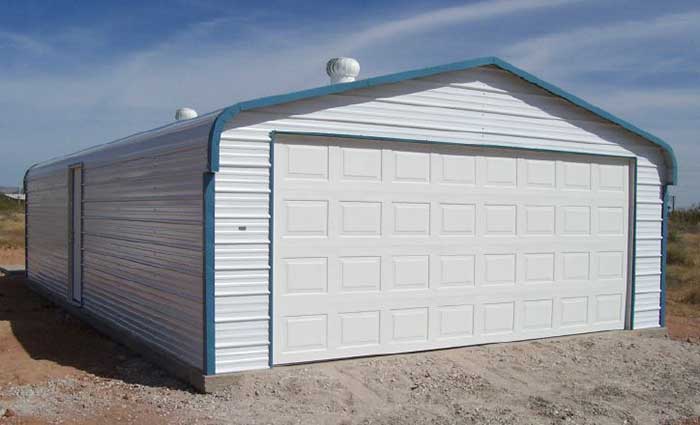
left=23, top=161, right=43, bottom=279
left=629, top=160, right=639, bottom=329
left=23, top=171, right=30, bottom=276
left=267, top=136, right=276, bottom=367
left=203, top=172, right=216, bottom=375
left=660, top=185, right=669, bottom=327
left=206, top=56, right=677, bottom=184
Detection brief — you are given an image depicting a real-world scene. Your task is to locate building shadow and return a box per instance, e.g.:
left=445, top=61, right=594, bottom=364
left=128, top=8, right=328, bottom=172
left=0, top=274, right=193, bottom=392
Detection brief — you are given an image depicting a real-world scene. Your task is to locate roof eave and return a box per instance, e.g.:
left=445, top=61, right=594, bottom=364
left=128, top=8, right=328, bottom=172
left=206, top=56, right=677, bottom=185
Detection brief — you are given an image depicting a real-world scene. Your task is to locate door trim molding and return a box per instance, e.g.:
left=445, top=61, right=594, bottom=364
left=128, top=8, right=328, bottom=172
left=67, top=163, right=84, bottom=306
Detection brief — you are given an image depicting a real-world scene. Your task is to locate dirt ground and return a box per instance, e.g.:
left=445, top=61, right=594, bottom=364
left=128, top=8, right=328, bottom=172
left=0, top=274, right=698, bottom=425
left=666, top=314, right=700, bottom=343
left=0, top=249, right=23, bottom=268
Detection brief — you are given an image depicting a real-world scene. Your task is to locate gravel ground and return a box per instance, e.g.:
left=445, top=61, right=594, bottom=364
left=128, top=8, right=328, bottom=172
left=1, top=276, right=699, bottom=424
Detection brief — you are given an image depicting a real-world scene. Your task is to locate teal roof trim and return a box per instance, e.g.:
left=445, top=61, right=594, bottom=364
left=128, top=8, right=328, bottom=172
left=207, top=56, right=677, bottom=184
left=491, top=59, right=677, bottom=184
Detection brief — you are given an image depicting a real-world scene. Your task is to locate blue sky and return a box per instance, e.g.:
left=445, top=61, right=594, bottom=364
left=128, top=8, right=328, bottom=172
left=1, top=0, right=697, bottom=204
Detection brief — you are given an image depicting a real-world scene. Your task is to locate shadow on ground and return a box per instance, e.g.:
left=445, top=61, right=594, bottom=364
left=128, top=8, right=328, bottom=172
left=0, top=274, right=190, bottom=391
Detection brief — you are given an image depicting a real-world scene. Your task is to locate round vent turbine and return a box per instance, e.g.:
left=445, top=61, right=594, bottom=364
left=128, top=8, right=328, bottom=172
left=326, top=57, right=360, bottom=84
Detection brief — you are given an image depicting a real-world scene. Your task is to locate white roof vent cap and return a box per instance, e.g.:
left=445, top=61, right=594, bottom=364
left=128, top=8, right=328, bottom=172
left=175, top=107, right=198, bottom=121
left=326, top=57, right=360, bottom=84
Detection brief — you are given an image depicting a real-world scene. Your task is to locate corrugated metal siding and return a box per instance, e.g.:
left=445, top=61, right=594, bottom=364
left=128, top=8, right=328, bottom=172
left=25, top=116, right=214, bottom=370
left=214, top=65, right=666, bottom=372
left=26, top=170, right=69, bottom=297
left=213, top=138, right=271, bottom=373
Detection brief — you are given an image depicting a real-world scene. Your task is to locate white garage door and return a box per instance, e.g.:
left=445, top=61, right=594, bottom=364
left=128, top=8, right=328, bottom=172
left=272, top=136, right=630, bottom=365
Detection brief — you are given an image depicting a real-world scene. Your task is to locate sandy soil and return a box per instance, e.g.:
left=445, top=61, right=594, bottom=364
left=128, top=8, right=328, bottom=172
left=667, top=314, right=700, bottom=343
left=0, top=248, right=23, bottom=268
left=0, top=275, right=699, bottom=425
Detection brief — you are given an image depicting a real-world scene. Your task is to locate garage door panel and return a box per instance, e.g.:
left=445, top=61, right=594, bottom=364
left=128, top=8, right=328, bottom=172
left=275, top=241, right=626, bottom=256
left=276, top=303, right=625, bottom=364
left=283, top=142, right=329, bottom=180
left=521, top=158, right=556, bottom=189
left=280, top=257, right=328, bottom=294
left=339, top=146, right=382, bottom=181
left=339, top=201, right=382, bottom=235
left=338, top=311, right=382, bottom=347
left=522, top=299, right=554, bottom=330
left=280, top=200, right=328, bottom=237
left=278, top=201, right=628, bottom=241
left=274, top=252, right=628, bottom=292
left=279, top=186, right=628, bottom=201
left=560, top=160, right=592, bottom=191
left=275, top=289, right=626, bottom=326
left=439, top=154, right=476, bottom=185
left=273, top=138, right=630, bottom=365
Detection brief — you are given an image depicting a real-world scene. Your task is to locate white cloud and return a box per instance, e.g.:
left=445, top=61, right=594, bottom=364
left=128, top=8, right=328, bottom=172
left=2, top=0, right=580, bottom=114
left=599, top=89, right=700, bottom=113
left=0, top=31, right=50, bottom=54
left=502, top=11, right=700, bottom=76
left=339, top=0, right=582, bottom=52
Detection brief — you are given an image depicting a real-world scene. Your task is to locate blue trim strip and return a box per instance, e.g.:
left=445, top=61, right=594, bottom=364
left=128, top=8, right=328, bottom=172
left=203, top=172, right=216, bottom=375
left=207, top=56, right=677, bottom=184
left=660, top=185, right=669, bottom=327
left=489, top=60, right=677, bottom=185
left=267, top=136, right=276, bottom=367
left=23, top=171, right=29, bottom=276
left=23, top=163, right=40, bottom=277
left=27, top=113, right=219, bottom=174
left=630, top=159, right=638, bottom=329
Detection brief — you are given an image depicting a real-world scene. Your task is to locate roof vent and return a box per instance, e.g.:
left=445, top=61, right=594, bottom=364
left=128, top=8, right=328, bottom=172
left=175, top=107, right=198, bottom=121
left=326, top=57, right=360, bottom=84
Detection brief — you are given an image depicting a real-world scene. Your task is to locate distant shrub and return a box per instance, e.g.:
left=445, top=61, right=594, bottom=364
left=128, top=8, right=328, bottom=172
left=0, top=196, right=24, bottom=249
left=0, top=194, right=23, bottom=215
left=666, top=273, right=682, bottom=288
left=668, top=227, right=681, bottom=243
left=667, top=243, right=691, bottom=266
left=682, top=287, right=700, bottom=305
left=670, top=205, right=700, bottom=234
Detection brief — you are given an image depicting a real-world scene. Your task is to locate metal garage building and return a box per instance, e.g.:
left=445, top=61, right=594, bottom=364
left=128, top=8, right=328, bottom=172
left=24, top=57, right=676, bottom=391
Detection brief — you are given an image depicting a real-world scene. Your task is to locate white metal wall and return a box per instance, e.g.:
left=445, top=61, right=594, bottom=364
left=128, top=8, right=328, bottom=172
left=214, top=65, right=666, bottom=373
left=26, top=116, right=215, bottom=370
left=26, top=170, right=69, bottom=297
left=213, top=138, right=272, bottom=372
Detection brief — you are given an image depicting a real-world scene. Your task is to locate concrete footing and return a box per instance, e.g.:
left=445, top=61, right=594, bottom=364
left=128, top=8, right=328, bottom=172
left=0, top=265, right=26, bottom=278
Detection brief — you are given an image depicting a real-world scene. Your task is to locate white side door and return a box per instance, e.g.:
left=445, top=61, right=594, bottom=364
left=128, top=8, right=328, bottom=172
left=70, top=166, right=83, bottom=304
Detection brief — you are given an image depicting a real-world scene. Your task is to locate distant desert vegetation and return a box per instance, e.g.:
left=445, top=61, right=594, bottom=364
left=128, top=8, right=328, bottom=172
left=0, top=194, right=24, bottom=265
left=667, top=206, right=700, bottom=319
